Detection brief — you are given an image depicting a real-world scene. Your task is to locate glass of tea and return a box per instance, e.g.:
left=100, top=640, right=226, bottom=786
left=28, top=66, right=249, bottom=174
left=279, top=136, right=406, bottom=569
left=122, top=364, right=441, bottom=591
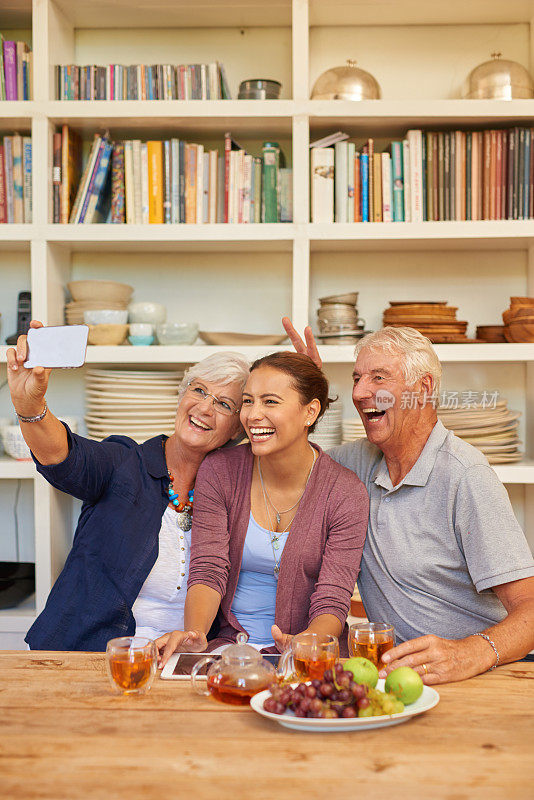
left=278, top=632, right=339, bottom=681
left=106, top=636, right=157, bottom=695
left=348, top=622, right=395, bottom=669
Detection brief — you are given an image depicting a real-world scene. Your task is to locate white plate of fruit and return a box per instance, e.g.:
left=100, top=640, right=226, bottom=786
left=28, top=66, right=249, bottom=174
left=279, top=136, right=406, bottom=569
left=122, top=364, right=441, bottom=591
left=250, top=660, right=440, bottom=732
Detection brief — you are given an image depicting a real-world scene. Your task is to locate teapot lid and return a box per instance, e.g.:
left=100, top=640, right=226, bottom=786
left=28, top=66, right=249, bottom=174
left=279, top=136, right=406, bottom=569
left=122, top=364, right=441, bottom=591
left=221, top=633, right=263, bottom=665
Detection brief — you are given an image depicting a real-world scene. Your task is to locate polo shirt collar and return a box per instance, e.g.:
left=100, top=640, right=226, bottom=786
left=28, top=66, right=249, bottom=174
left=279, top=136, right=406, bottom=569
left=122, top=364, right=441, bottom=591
left=142, top=434, right=169, bottom=479
left=373, top=420, right=448, bottom=491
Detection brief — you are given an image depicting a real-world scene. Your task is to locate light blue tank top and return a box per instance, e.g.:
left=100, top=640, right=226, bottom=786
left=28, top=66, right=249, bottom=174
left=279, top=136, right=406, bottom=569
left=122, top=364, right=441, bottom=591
left=230, top=512, right=290, bottom=648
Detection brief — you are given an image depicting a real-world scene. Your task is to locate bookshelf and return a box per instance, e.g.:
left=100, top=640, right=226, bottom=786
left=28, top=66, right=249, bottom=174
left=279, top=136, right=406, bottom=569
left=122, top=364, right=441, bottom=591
left=1, top=0, right=534, bottom=646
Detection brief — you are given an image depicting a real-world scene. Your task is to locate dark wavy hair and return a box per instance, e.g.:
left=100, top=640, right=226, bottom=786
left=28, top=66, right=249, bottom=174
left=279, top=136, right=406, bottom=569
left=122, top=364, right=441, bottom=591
left=249, top=351, right=334, bottom=433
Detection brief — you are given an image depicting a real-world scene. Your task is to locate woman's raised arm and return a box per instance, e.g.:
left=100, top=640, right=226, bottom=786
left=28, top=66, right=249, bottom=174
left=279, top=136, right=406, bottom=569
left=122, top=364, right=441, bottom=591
left=6, top=321, right=69, bottom=465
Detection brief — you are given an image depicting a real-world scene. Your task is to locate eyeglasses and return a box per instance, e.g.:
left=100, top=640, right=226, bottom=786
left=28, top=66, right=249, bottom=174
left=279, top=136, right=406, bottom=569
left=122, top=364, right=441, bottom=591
left=186, top=382, right=240, bottom=416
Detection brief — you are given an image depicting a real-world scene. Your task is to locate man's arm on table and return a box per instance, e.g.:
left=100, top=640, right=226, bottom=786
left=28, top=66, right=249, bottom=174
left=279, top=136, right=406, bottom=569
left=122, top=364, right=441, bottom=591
left=380, top=465, right=534, bottom=684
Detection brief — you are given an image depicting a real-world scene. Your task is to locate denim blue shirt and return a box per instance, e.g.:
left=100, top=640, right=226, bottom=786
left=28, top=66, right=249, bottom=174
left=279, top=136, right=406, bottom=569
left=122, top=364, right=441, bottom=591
left=25, top=425, right=170, bottom=651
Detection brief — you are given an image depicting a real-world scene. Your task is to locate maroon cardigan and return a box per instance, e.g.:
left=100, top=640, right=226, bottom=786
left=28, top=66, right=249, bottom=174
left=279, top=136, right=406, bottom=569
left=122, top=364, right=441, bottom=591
left=188, top=443, right=369, bottom=655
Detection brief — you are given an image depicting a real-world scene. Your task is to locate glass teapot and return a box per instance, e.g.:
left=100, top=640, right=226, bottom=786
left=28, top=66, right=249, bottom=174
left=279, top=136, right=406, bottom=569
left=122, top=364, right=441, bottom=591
left=191, top=633, right=276, bottom=705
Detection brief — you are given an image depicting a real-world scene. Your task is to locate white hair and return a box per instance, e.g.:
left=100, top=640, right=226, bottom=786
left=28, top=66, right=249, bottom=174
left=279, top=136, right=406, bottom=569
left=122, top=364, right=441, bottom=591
left=354, top=327, right=442, bottom=396
left=177, top=351, right=250, bottom=402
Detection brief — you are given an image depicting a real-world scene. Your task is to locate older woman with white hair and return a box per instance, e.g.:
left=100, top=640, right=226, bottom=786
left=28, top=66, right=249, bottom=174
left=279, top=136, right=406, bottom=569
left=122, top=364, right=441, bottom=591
left=284, top=319, right=534, bottom=684
left=7, top=320, right=250, bottom=650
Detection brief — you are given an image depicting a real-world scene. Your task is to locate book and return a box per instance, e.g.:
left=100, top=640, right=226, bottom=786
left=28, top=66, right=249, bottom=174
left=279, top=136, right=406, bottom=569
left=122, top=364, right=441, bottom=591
left=141, top=143, right=149, bottom=224
left=78, top=136, right=108, bottom=223
left=132, top=139, right=143, bottom=224
left=360, top=152, right=369, bottom=223
left=22, top=136, right=32, bottom=223
left=163, top=140, right=172, bottom=224
left=0, top=35, right=5, bottom=101
left=0, top=144, right=5, bottom=223
left=196, top=143, right=204, bottom=224
left=372, top=153, right=382, bottom=222
left=262, top=141, right=279, bottom=223
left=391, top=141, right=404, bottom=222
left=124, top=140, right=135, bottom=224
left=253, top=157, right=262, bottom=224
left=402, top=140, right=411, bottom=222
left=11, top=134, right=23, bottom=223
left=4, top=137, right=13, bottom=223
left=147, top=140, right=164, bottom=223
left=110, top=142, right=125, bottom=223
left=202, top=151, right=210, bottom=223
left=3, top=42, right=17, bottom=100
left=407, top=130, right=423, bottom=222
left=52, top=132, right=62, bottom=223
left=185, top=143, right=197, bottom=223
left=61, top=126, right=82, bottom=224
left=83, top=138, right=113, bottom=223
left=279, top=167, right=293, bottom=223
left=367, top=139, right=374, bottom=221
left=347, top=142, right=355, bottom=223
left=354, top=152, right=361, bottom=222
left=309, top=131, right=349, bottom=149
left=334, top=141, right=348, bottom=223
left=310, top=147, right=334, bottom=224
left=381, top=152, right=392, bottom=222
left=425, top=132, right=434, bottom=222
left=208, top=149, right=218, bottom=224
left=171, top=139, right=180, bottom=224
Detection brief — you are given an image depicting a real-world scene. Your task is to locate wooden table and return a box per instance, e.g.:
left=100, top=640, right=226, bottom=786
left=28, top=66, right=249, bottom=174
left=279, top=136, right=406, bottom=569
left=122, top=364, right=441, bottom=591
left=1, top=652, right=533, bottom=799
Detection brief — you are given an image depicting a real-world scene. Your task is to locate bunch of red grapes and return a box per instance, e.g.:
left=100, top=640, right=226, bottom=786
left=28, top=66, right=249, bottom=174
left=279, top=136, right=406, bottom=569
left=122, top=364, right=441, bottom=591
left=263, top=662, right=370, bottom=719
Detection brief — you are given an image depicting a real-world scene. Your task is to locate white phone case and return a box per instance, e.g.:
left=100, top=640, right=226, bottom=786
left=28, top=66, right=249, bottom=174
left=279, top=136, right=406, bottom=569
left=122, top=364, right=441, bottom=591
left=25, top=325, right=89, bottom=369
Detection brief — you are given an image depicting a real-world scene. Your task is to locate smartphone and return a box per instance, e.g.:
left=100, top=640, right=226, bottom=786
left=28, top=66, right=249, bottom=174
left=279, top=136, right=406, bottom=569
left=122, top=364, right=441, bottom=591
left=24, top=325, right=89, bottom=369
left=160, top=651, right=282, bottom=680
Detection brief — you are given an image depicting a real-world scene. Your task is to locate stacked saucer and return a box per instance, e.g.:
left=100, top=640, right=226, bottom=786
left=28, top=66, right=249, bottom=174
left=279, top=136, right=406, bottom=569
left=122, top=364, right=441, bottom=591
left=317, top=292, right=368, bottom=345
left=84, top=368, right=184, bottom=443
left=438, top=400, right=522, bottom=463
left=383, top=302, right=470, bottom=343
left=342, top=416, right=367, bottom=444
left=309, top=399, right=343, bottom=449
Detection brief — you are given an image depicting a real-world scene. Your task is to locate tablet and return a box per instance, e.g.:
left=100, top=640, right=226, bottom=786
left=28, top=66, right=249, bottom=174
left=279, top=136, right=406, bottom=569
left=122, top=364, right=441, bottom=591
left=160, top=651, right=282, bottom=680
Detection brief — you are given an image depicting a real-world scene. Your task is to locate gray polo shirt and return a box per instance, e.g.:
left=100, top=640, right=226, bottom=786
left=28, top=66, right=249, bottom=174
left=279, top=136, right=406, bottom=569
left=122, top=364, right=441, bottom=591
left=328, top=420, right=534, bottom=644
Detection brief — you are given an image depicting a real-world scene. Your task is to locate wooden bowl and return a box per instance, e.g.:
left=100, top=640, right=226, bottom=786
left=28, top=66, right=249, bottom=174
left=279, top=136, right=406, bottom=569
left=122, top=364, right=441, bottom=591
left=510, top=296, right=534, bottom=306
left=476, top=325, right=507, bottom=342
left=68, top=280, right=133, bottom=304
left=87, top=324, right=129, bottom=345
left=507, top=321, right=534, bottom=343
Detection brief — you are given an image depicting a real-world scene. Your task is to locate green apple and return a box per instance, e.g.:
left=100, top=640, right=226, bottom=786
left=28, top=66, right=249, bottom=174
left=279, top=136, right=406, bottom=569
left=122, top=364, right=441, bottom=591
left=384, top=666, right=423, bottom=705
left=342, top=657, right=379, bottom=688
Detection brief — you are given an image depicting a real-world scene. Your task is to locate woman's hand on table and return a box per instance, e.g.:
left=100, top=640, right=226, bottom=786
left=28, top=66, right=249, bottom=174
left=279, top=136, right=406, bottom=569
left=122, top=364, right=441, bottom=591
left=156, top=629, right=208, bottom=668
left=271, top=625, right=292, bottom=653
left=6, top=321, right=52, bottom=417
left=378, top=634, right=497, bottom=685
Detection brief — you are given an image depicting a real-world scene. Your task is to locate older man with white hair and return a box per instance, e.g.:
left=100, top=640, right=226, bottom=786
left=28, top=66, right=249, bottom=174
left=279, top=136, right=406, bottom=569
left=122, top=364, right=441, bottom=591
left=284, top=319, right=534, bottom=684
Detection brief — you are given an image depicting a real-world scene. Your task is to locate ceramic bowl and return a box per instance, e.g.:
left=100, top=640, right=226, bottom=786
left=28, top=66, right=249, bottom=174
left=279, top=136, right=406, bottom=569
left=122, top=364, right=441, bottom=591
left=67, top=280, right=133, bottom=303
left=129, top=323, right=153, bottom=336
left=2, top=426, right=32, bottom=461
left=128, top=302, right=167, bottom=325
left=128, top=335, right=154, bottom=346
left=83, top=309, right=129, bottom=325
left=156, top=322, right=199, bottom=345
left=87, top=324, right=129, bottom=345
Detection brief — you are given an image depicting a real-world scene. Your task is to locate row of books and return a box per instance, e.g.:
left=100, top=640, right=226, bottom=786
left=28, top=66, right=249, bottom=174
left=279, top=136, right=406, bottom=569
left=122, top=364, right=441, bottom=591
left=1, top=39, right=32, bottom=101
left=54, top=127, right=292, bottom=224
left=55, top=62, right=231, bottom=101
left=311, top=128, right=534, bottom=223
left=0, top=135, right=32, bottom=223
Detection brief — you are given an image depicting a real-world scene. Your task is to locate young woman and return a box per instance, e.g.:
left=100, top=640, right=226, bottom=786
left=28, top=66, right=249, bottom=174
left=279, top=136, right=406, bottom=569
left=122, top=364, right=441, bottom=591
left=157, top=352, right=369, bottom=664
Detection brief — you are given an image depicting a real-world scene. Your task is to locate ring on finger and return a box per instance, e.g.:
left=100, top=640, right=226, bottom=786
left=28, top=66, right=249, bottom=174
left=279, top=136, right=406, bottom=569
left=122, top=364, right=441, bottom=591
left=421, top=663, right=428, bottom=675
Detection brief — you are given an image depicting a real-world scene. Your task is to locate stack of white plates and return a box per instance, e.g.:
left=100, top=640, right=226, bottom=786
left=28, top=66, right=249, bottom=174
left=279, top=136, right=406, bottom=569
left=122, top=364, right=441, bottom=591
left=309, top=400, right=343, bottom=449
left=342, top=416, right=367, bottom=444
left=85, top=368, right=184, bottom=443
left=438, top=400, right=523, bottom=464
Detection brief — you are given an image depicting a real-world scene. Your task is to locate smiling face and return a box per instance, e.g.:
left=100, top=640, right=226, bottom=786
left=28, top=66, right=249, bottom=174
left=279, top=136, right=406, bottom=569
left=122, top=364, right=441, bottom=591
left=173, top=378, right=243, bottom=455
left=240, top=366, right=320, bottom=456
left=352, top=346, right=434, bottom=454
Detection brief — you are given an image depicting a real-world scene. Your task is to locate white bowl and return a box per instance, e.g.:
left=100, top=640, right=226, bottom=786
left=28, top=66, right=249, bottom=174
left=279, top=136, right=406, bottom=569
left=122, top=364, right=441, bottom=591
left=83, top=310, right=129, bottom=325
left=129, top=323, right=153, bottom=336
left=156, top=323, right=199, bottom=345
left=2, top=426, right=32, bottom=461
left=128, top=302, right=167, bottom=325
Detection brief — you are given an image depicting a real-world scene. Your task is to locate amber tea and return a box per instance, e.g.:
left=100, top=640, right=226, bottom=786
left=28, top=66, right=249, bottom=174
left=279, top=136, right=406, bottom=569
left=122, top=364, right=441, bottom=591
left=293, top=653, right=337, bottom=681
left=206, top=674, right=270, bottom=706
left=106, top=636, right=157, bottom=695
left=348, top=623, right=395, bottom=670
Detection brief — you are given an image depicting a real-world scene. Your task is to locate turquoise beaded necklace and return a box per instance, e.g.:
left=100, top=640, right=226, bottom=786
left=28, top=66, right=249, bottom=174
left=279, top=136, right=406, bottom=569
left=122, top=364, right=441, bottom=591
left=163, top=439, right=194, bottom=531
